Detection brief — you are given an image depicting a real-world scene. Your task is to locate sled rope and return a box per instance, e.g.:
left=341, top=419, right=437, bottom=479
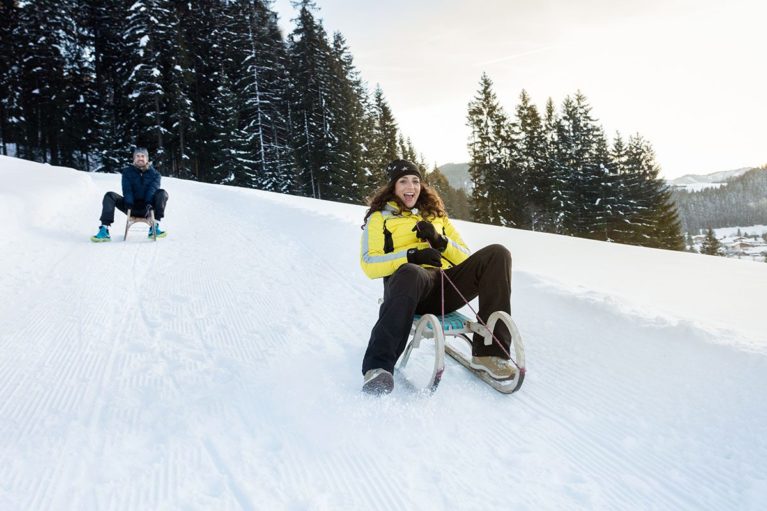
left=439, top=269, right=518, bottom=368
left=440, top=267, right=446, bottom=345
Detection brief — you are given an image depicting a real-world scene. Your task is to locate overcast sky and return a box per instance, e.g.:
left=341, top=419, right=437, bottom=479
left=272, top=0, right=766, bottom=179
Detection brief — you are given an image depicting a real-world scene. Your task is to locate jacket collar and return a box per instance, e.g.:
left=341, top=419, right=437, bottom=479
left=384, top=201, right=420, bottom=217
left=130, top=163, right=153, bottom=173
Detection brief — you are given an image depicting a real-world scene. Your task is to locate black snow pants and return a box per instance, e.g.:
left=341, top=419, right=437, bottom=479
left=362, top=244, right=512, bottom=374
left=99, top=190, right=169, bottom=226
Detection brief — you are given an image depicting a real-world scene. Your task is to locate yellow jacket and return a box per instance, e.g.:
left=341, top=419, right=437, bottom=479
left=360, top=201, right=471, bottom=279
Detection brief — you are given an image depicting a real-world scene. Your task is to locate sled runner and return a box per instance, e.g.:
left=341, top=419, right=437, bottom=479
left=397, top=309, right=525, bottom=394
left=124, top=208, right=156, bottom=241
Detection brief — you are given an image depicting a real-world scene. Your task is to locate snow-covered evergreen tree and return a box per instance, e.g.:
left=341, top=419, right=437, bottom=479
left=554, top=92, right=608, bottom=238
left=16, top=0, right=79, bottom=164
left=515, top=90, right=548, bottom=230
left=122, top=0, right=171, bottom=166
left=82, top=0, right=131, bottom=172
left=367, top=85, right=399, bottom=189
left=226, top=0, right=293, bottom=191
left=326, top=32, right=367, bottom=202
left=286, top=1, right=335, bottom=199
left=0, top=0, right=21, bottom=156
left=209, top=67, right=252, bottom=184
left=467, top=73, right=509, bottom=225
left=542, top=97, right=567, bottom=233
left=182, top=0, right=227, bottom=182
left=621, top=134, right=684, bottom=249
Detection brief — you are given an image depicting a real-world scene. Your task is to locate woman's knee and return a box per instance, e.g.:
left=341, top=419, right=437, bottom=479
left=482, top=243, right=511, bottom=263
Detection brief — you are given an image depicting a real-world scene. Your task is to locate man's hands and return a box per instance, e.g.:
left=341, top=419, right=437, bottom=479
left=412, top=221, right=448, bottom=251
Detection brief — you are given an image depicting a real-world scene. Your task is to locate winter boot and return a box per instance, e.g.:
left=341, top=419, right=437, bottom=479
left=362, top=368, right=394, bottom=395
left=148, top=223, right=167, bottom=239
left=470, top=356, right=516, bottom=380
left=90, top=225, right=111, bottom=243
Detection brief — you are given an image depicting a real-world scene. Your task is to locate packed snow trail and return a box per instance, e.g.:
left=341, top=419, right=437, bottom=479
left=0, top=157, right=765, bottom=510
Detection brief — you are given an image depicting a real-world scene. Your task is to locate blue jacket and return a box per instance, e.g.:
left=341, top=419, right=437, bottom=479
left=121, top=164, right=161, bottom=207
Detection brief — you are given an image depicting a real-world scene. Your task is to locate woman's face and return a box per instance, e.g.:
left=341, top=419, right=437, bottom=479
left=394, top=174, right=421, bottom=209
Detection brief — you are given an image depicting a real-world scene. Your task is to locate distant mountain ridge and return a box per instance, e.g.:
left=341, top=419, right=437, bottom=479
left=439, top=162, right=761, bottom=192
left=669, top=167, right=753, bottom=187
left=437, top=163, right=471, bottom=191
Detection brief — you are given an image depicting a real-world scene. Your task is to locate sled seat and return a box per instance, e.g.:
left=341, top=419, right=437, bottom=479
left=124, top=208, right=156, bottom=241
left=413, top=311, right=471, bottom=333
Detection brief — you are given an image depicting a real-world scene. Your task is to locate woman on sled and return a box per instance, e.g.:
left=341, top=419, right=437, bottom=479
left=360, top=159, right=515, bottom=395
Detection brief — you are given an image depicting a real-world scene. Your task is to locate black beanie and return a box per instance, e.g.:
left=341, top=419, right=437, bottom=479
left=386, top=159, right=421, bottom=183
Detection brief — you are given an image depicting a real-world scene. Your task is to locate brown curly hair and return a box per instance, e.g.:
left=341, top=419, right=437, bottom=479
left=362, top=179, right=447, bottom=228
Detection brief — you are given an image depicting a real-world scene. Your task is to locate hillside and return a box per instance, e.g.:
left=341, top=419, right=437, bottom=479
left=673, top=167, right=767, bottom=233
left=0, top=156, right=765, bottom=510
left=670, top=167, right=754, bottom=187
left=437, top=162, right=472, bottom=191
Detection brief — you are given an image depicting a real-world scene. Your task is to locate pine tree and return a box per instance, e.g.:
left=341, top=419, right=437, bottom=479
left=542, top=97, right=566, bottom=233
left=554, top=92, right=609, bottom=238
left=286, top=1, right=336, bottom=198
left=515, top=90, right=548, bottom=230
left=183, top=0, right=227, bottom=182
left=588, top=126, right=614, bottom=240
left=622, top=134, right=684, bottom=249
left=16, top=0, right=78, bottom=163
left=326, top=32, right=368, bottom=202
left=466, top=73, right=509, bottom=225
left=209, top=67, right=251, bottom=184
left=367, top=85, right=399, bottom=189
left=122, top=0, right=172, bottom=167
left=0, top=0, right=21, bottom=156
left=163, top=2, right=196, bottom=178
left=225, top=0, right=293, bottom=191
left=60, top=3, right=100, bottom=170
left=606, top=132, right=633, bottom=241
left=700, top=227, right=723, bottom=256
left=83, top=0, right=131, bottom=172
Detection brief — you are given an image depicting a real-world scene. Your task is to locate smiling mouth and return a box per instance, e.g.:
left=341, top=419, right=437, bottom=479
left=404, top=193, right=415, bottom=201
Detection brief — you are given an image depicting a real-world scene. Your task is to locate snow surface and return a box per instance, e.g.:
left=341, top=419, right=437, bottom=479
left=715, top=225, right=767, bottom=237
left=1, top=155, right=766, bottom=510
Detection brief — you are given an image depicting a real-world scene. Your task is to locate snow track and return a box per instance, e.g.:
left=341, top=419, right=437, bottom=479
left=0, top=157, right=765, bottom=510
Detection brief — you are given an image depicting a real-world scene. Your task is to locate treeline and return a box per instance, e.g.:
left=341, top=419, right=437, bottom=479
left=466, top=74, right=684, bottom=250
left=0, top=0, right=425, bottom=203
left=673, top=167, right=767, bottom=234
left=1, top=1, right=687, bottom=250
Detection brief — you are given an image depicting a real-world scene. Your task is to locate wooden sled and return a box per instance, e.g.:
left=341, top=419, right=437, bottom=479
left=124, top=208, right=156, bottom=241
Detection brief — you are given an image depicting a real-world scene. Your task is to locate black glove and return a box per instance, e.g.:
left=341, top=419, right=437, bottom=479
left=412, top=221, right=448, bottom=252
left=407, top=247, right=442, bottom=267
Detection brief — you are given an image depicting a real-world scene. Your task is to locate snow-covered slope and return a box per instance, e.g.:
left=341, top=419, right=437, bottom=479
left=1, top=156, right=765, bottom=510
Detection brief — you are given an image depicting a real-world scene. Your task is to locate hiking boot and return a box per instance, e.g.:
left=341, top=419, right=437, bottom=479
left=148, top=223, right=167, bottom=239
left=362, top=369, right=394, bottom=395
left=90, top=225, right=111, bottom=242
left=470, top=356, right=516, bottom=380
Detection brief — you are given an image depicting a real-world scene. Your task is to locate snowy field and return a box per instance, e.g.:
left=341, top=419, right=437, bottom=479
left=715, top=225, right=767, bottom=237
left=1, top=155, right=765, bottom=510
